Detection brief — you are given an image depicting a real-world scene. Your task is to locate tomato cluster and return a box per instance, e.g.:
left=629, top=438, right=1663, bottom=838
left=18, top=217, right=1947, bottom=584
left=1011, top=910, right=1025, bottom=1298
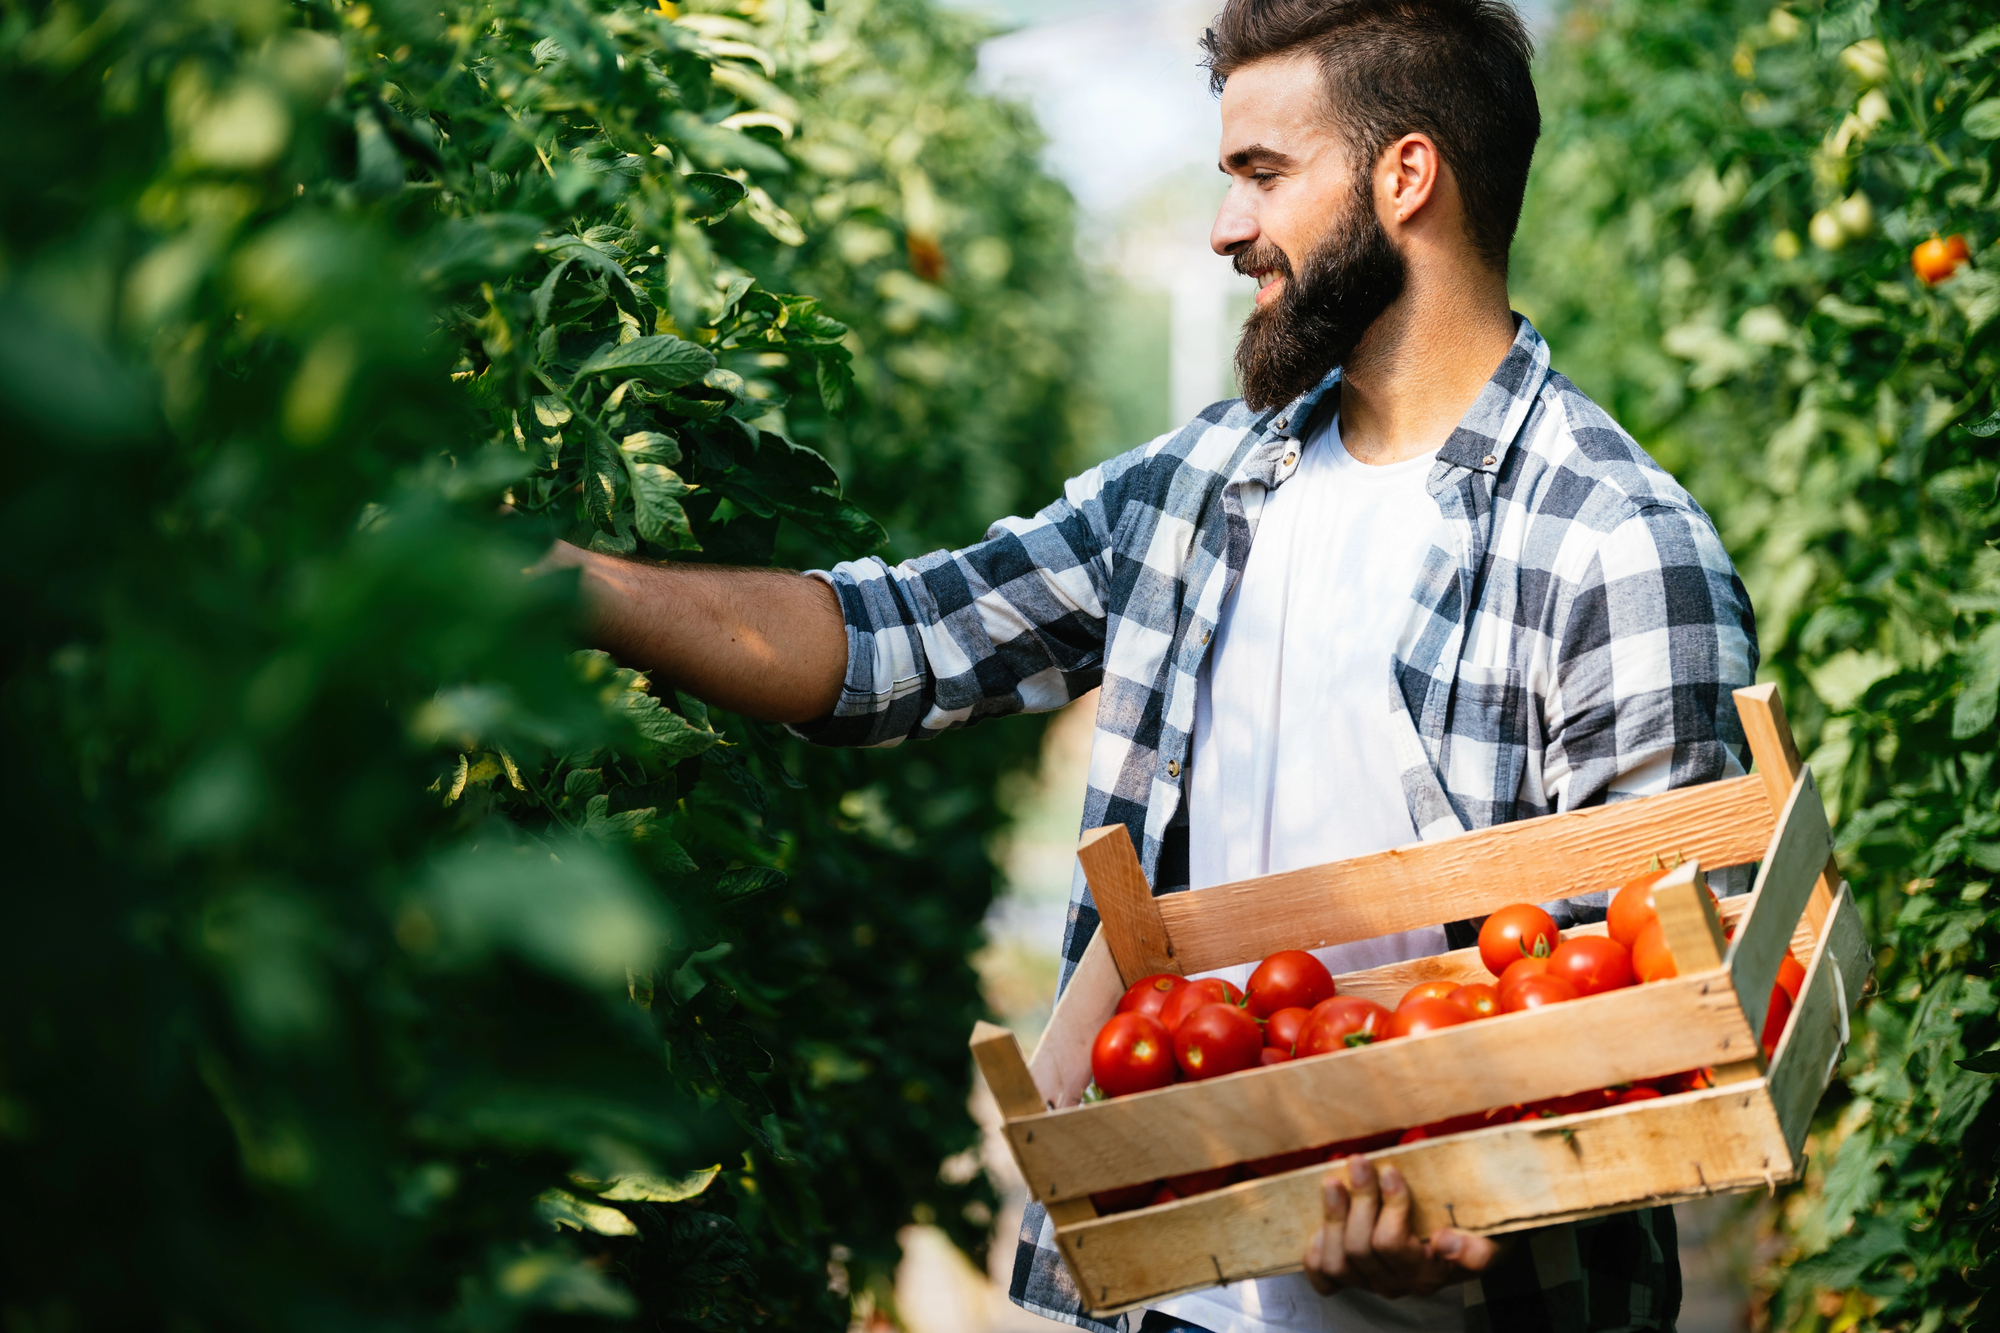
left=1082, top=869, right=1813, bottom=1213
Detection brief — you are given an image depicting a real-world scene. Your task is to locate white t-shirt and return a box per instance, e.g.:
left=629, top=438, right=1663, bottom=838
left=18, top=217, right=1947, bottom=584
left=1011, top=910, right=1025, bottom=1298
left=1153, top=412, right=1465, bottom=1333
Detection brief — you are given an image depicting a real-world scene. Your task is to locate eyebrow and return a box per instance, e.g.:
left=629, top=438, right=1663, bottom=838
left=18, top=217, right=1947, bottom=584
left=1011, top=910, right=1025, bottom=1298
left=1221, top=144, right=1298, bottom=172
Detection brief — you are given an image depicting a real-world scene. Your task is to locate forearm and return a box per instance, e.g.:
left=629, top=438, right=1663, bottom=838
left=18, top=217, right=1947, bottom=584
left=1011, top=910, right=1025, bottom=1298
left=544, top=542, right=847, bottom=725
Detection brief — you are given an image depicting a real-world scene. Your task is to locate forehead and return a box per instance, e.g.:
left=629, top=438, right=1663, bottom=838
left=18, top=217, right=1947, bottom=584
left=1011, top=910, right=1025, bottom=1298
left=1217, top=52, right=1346, bottom=164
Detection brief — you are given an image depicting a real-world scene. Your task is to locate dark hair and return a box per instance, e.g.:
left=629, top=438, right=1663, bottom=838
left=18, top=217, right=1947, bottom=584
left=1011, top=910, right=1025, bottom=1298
left=1200, top=0, right=1540, bottom=270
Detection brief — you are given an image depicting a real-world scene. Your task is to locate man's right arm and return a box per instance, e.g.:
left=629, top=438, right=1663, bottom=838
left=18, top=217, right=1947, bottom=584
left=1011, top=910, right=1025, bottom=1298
left=540, top=542, right=849, bottom=726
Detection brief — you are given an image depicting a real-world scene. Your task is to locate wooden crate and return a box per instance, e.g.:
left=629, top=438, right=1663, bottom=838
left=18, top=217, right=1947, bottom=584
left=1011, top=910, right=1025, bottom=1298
left=970, top=684, right=1871, bottom=1317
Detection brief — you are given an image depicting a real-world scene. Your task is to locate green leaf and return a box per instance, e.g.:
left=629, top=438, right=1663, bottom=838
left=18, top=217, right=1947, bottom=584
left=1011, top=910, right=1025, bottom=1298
left=629, top=461, right=695, bottom=547
left=715, top=866, right=785, bottom=900
left=574, top=335, right=716, bottom=389
left=1945, top=25, right=2000, bottom=62
left=1954, top=623, right=2000, bottom=739
left=535, top=1188, right=639, bottom=1236
left=1966, top=99, right=2000, bottom=139
left=682, top=172, right=747, bottom=222
left=583, top=1165, right=722, bottom=1202
left=619, top=430, right=681, bottom=466
left=418, top=214, right=544, bottom=287
left=1959, top=1049, right=2000, bottom=1075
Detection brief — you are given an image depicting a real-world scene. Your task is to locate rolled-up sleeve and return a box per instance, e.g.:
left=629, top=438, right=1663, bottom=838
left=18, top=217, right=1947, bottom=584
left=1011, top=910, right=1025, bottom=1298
left=790, top=469, right=1117, bottom=748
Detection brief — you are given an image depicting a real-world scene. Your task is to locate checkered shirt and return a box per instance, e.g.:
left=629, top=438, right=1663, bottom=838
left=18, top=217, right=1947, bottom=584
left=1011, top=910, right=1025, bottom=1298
left=797, top=317, right=1758, bottom=1332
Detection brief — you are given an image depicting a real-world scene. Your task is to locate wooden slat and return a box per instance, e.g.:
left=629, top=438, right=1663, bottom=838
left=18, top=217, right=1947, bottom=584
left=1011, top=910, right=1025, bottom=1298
left=1735, top=684, right=1840, bottom=937
left=1727, top=769, right=1834, bottom=1045
left=1057, top=1083, right=1792, bottom=1316
left=972, top=1022, right=1096, bottom=1226
left=1653, top=862, right=1762, bottom=1086
left=1009, top=971, right=1759, bottom=1202
left=1077, top=825, right=1178, bottom=985
left=1155, top=774, right=1774, bottom=972
left=1027, top=928, right=1124, bottom=1111
left=1768, top=886, right=1872, bottom=1153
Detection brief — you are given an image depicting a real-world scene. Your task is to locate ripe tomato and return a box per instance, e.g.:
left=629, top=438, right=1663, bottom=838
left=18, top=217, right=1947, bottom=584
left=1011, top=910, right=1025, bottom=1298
left=1478, top=904, right=1561, bottom=978
left=1148, top=1182, right=1180, bottom=1206
left=1263, top=1006, right=1314, bottom=1054
left=1606, top=868, right=1669, bottom=946
left=1173, top=1002, right=1263, bottom=1080
left=1776, top=953, right=1806, bottom=1002
left=1246, top=950, right=1336, bottom=1017
left=1322, top=1130, right=1401, bottom=1158
left=1496, top=955, right=1552, bottom=1005
left=1762, top=982, right=1794, bottom=1061
left=1499, top=974, right=1577, bottom=1012
left=1632, top=919, right=1676, bottom=982
left=1090, top=1012, right=1176, bottom=1098
left=1157, top=977, right=1244, bottom=1033
left=1258, top=1046, right=1293, bottom=1065
left=1089, top=1181, right=1157, bottom=1214
left=1386, top=996, right=1470, bottom=1039
left=1298, top=996, right=1393, bottom=1054
left=1913, top=233, right=1971, bottom=285
left=1447, top=983, right=1500, bottom=1019
left=1397, top=980, right=1461, bottom=1009
left=1617, top=1085, right=1663, bottom=1104
left=1163, top=1164, right=1237, bottom=1196
left=1548, top=935, right=1635, bottom=996
left=1116, top=973, right=1187, bottom=1023
left=1399, top=1108, right=1508, bottom=1142
left=1518, top=1088, right=1615, bottom=1119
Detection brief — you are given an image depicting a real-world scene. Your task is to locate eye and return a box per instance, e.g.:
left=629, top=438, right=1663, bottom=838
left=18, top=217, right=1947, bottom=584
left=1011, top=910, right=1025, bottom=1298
left=1251, top=171, right=1279, bottom=186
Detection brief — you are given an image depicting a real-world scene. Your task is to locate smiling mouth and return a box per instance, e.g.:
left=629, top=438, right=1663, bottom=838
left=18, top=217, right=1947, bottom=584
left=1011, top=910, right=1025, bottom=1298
left=1250, top=269, right=1284, bottom=305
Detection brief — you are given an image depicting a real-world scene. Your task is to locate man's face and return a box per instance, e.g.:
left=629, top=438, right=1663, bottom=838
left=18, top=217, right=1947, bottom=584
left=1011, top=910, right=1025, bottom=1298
left=1213, top=54, right=1407, bottom=411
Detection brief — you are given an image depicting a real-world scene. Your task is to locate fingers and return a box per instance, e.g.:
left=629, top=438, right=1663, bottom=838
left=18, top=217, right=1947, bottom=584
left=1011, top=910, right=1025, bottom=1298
left=1372, top=1164, right=1413, bottom=1253
left=1429, top=1228, right=1502, bottom=1275
left=1338, top=1157, right=1393, bottom=1288
left=1304, top=1170, right=1349, bottom=1295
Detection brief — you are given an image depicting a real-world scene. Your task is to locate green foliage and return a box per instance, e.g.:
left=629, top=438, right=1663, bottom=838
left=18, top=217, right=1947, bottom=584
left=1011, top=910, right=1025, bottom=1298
left=1516, top=1, right=2000, bottom=1326
left=0, top=0, right=1083, bottom=1325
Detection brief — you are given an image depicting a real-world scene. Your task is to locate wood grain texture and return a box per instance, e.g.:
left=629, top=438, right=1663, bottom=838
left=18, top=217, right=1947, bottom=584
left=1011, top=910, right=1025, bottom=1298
left=1654, top=862, right=1763, bottom=1086
left=1056, top=1083, right=1793, bottom=1316
left=1728, top=769, right=1833, bottom=1042
left=1769, top=887, right=1871, bottom=1154
left=1734, top=684, right=1840, bottom=936
left=1155, top=775, right=1774, bottom=973
left=1077, top=825, right=1178, bottom=985
left=972, top=1022, right=1097, bottom=1226
left=1009, top=971, right=1760, bottom=1202
left=1027, top=928, right=1123, bottom=1111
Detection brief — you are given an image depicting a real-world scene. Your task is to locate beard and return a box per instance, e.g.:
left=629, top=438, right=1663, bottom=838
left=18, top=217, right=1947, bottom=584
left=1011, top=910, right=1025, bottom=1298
left=1232, top=179, right=1408, bottom=412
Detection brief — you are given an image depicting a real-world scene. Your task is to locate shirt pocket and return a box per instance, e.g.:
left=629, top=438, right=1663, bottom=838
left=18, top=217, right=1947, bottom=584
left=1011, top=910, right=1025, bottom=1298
left=1438, top=663, right=1531, bottom=827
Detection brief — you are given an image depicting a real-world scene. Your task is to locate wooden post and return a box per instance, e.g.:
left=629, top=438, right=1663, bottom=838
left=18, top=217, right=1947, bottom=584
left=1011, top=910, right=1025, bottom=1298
left=1652, top=861, right=1763, bottom=1085
left=1076, top=825, right=1179, bottom=986
left=1733, top=684, right=1839, bottom=937
left=970, top=1021, right=1097, bottom=1225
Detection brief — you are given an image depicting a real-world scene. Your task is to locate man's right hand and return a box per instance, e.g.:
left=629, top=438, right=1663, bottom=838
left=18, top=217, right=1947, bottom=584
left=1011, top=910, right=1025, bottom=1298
left=1303, top=1156, right=1507, bottom=1300
left=536, top=541, right=849, bottom=725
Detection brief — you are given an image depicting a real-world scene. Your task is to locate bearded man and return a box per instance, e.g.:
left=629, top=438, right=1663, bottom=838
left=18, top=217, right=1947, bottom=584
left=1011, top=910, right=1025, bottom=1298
left=544, top=0, right=1757, bottom=1329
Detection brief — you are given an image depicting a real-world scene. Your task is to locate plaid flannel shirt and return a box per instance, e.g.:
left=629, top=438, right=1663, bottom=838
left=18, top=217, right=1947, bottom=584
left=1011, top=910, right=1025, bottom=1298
left=798, top=317, right=1758, bottom=1332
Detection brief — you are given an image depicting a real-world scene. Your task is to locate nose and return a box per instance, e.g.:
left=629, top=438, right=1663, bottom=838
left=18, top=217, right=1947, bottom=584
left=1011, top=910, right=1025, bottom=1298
left=1211, top=184, right=1258, bottom=257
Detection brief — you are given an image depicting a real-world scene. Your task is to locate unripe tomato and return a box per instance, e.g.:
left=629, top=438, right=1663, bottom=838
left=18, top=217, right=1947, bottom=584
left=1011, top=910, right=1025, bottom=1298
left=1500, top=974, right=1578, bottom=1012
left=1246, top=949, right=1336, bottom=1017
left=1913, top=234, right=1970, bottom=285
left=1090, top=1012, right=1176, bottom=1098
left=1297, top=996, right=1393, bottom=1054
left=1548, top=935, right=1635, bottom=996
left=1157, top=977, right=1244, bottom=1033
left=1632, top=919, right=1676, bottom=982
left=1397, top=980, right=1461, bottom=1009
left=1385, top=996, right=1470, bottom=1039
left=1447, top=982, right=1500, bottom=1019
left=1776, top=953, right=1806, bottom=1002
left=1477, top=904, right=1561, bottom=978
left=1263, top=1005, right=1314, bottom=1054
left=1116, top=972, right=1187, bottom=1023
left=1173, top=1002, right=1262, bottom=1080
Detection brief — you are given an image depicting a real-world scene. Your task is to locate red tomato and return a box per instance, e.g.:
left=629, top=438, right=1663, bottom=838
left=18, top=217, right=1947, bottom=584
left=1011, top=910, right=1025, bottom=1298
left=1386, top=996, right=1470, bottom=1039
left=1776, top=954, right=1806, bottom=1002
left=1157, top=977, right=1244, bottom=1033
left=1148, top=1182, right=1179, bottom=1207
left=1447, top=983, right=1500, bottom=1019
left=1762, top=982, right=1794, bottom=1061
left=1651, top=1068, right=1713, bottom=1095
left=1496, top=954, right=1552, bottom=995
left=1397, top=980, right=1461, bottom=1009
left=1606, top=868, right=1669, bottom=947
left=1163, top=1165, right=1237, bottom=1196
left=1244, top=1146, right=1323, bottom=1176
left=1258, top=1046, right=1294, bottom=1065
left=1499, top=974, right=1578, bottom=1012
left=1090, top=1012, right=1177, bottom=1098
left=1518, top=1088, right=1616, bottom=1119
left=1632, top=919, right=1676, bottom=982
left=1173, top=1002, right=1263, bottom=1080
left=1246, top=950, right=1336, bottom=1018
left=1116, top=973, right=1187, bottom=1023
left=1617, top=1085, right=1663, bottom=1104
left=1478, top=904, right=1562, bottom=978
left=1323, top=1131, right=1401, bottom=1158
left=1297, top=997, right=1393, bottom=1054
left=1548, top=935, right=1635, bottom=996
left=1398, top=1108, right=1508, bottom=1142
left=1913, top=234, right=1971, bottom=285
left=1263, top=1006, right=1314, bottom=1054
left=1089, top=1181, right=1157, bottom=1214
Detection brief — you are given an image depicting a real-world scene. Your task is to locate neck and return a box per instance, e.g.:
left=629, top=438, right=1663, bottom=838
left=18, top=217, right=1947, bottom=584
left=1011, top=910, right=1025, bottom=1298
left=1333, top=265, right=1518, bottom=467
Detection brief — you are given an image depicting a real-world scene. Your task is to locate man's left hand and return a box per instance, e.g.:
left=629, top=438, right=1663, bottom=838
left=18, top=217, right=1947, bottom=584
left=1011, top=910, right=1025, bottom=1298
left=1303, top=1155, right=1507, bottom=1299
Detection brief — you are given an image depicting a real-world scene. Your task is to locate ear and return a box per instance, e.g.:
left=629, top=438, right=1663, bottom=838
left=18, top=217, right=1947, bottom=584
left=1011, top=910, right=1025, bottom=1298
left=1377, top=132, right=1441, bottom=226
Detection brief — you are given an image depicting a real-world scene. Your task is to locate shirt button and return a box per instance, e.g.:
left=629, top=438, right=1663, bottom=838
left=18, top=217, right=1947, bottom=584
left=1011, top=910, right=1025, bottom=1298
left=1482, top=454, right=1497, bottom=466
left=1275, top=417, right=1289, bottom=430
left=1283, top=453, right=1297, bottom=467
left=1201, top=628, right=1212, bottom=644
left=1167, top=760, right=1180, bottom=778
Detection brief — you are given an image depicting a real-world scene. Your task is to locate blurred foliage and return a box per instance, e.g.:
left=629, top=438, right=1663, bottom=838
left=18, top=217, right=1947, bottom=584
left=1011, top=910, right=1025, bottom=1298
left=1516, top=0, right=2000, bottom=1327
left=0, top=0, right=1085, bottom=1325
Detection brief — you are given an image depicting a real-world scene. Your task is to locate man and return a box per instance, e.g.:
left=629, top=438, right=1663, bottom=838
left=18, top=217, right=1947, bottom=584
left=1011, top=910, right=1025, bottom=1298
left=546, top=0, right=1757, bottom=1328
